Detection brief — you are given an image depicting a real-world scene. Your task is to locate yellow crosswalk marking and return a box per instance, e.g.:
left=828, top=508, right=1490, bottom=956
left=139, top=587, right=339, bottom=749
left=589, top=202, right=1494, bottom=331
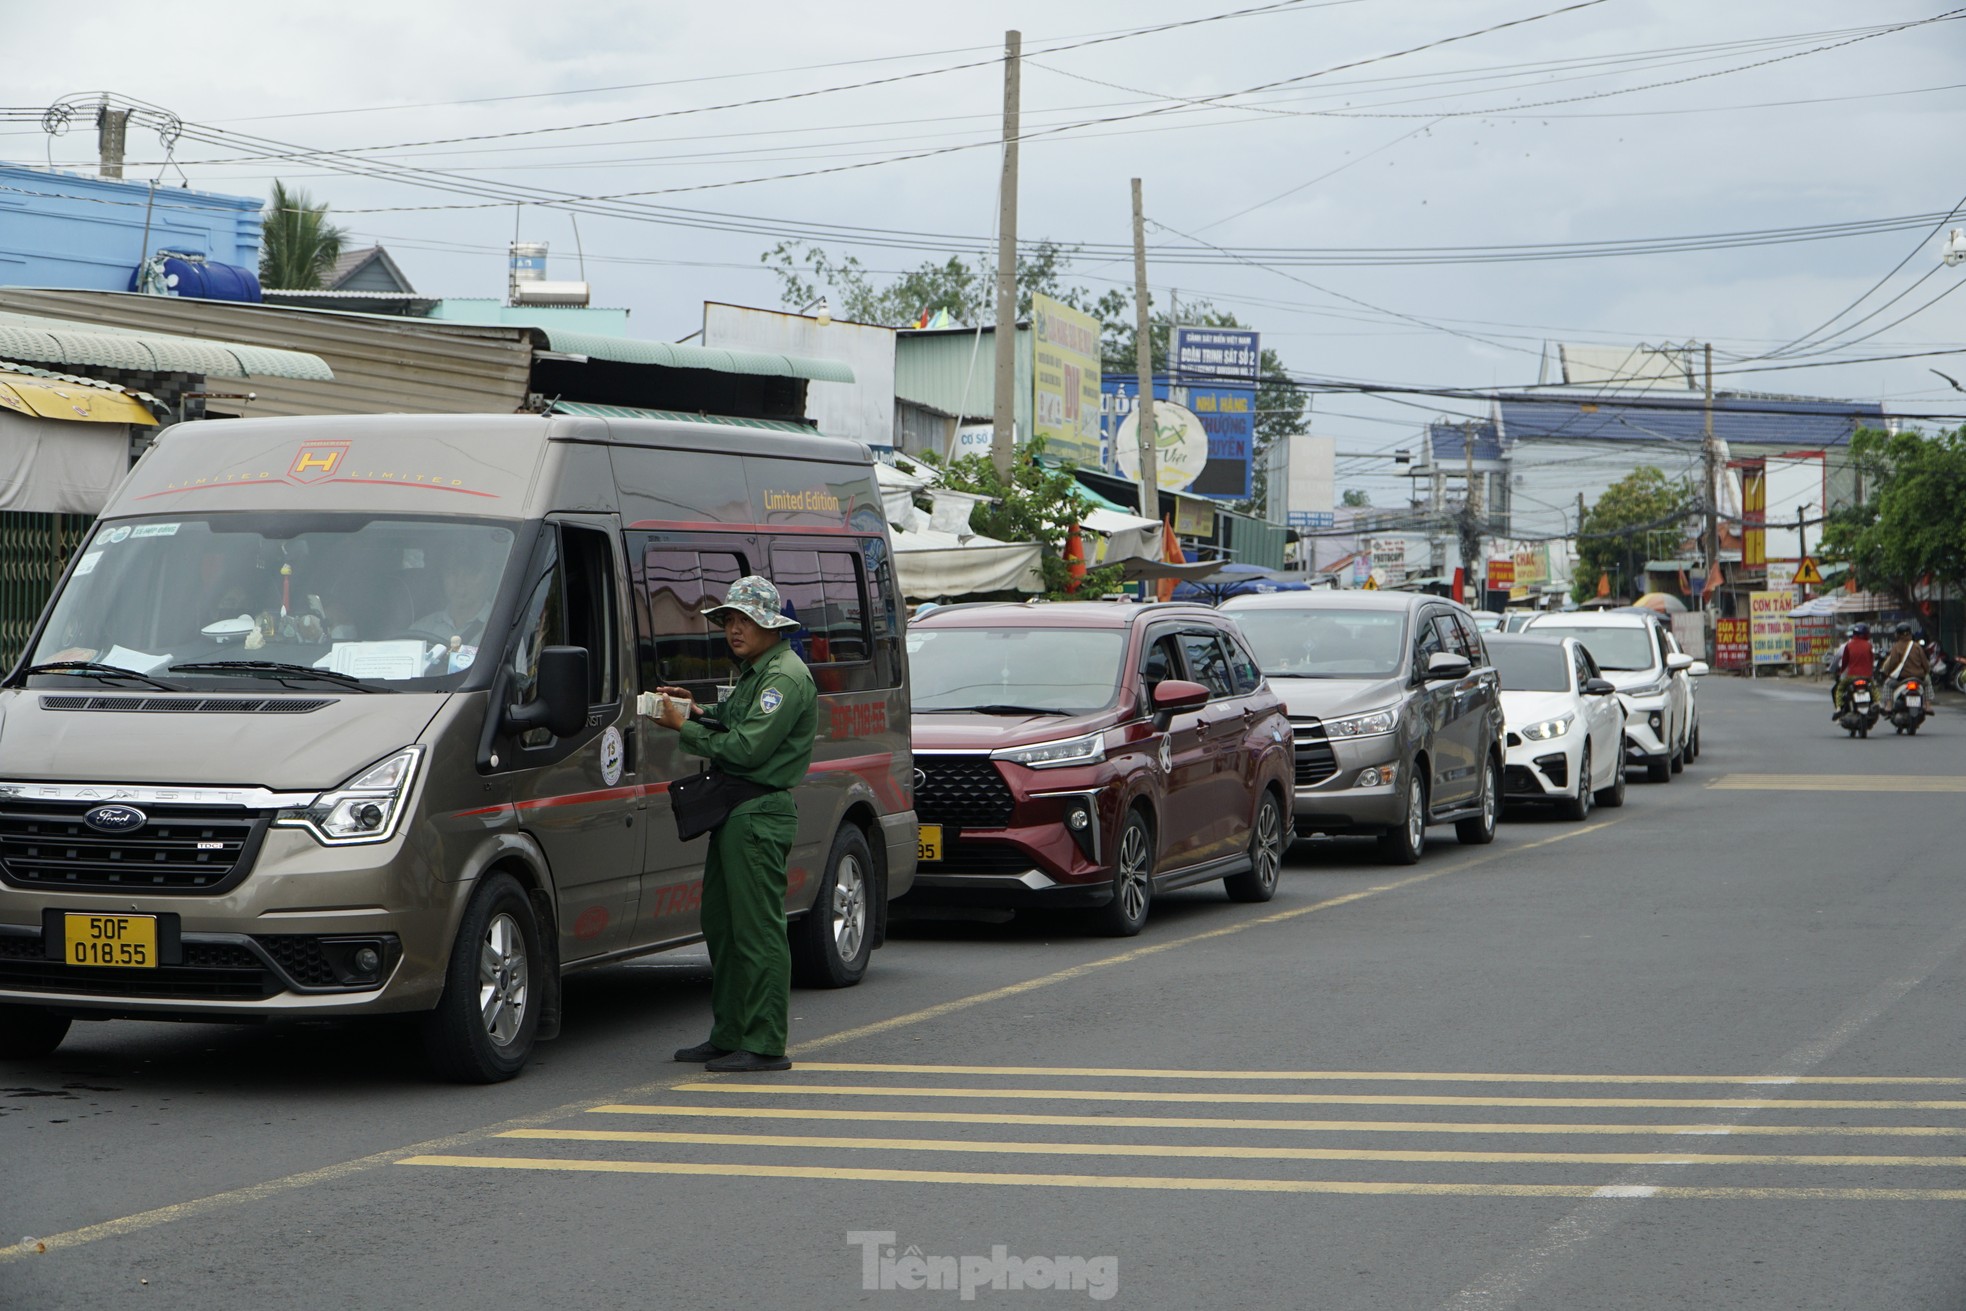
left=676, top=1081, right=1966, bottom=1111
left=393, top=1155, right=1966, bottom=1201
left=500, top=1127, right=1966, bottom=1168
left=789, top=1063, right=1966, bottom=1086
left=1708, top=774, right=1966, bottom=793
left=588, top=1103, right=1966, bottom=1138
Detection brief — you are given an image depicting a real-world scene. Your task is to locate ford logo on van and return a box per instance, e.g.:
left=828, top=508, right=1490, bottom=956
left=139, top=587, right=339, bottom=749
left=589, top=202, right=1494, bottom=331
left=83, top=804, right=147, bottom=834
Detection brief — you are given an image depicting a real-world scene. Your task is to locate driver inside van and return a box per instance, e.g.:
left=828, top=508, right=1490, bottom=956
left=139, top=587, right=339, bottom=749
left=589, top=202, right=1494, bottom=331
left=409, top=547, right=497, bottom=646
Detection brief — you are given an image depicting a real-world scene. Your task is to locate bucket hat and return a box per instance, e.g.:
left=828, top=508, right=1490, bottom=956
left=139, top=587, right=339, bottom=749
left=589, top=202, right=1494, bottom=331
left=703, top=575, right=802, bottom=630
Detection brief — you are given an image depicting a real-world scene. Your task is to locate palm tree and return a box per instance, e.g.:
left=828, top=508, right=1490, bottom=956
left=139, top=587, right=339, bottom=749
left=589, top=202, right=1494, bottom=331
left=259, top=181, right=348, bottom=289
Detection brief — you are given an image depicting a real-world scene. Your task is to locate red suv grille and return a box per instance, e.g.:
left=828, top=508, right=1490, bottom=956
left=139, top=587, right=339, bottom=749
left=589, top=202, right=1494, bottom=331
left=914, top=756, right=1014, bottom=828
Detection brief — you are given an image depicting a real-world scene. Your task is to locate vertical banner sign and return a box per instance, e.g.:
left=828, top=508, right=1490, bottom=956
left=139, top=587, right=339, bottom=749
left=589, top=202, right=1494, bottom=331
left=1792, top=616, right=1836, bottom=668
left=1714, top=617, right=1751, bottom=670
left=1749, top=590, right=1794, bottom=665
left=1172, top=327, right=1261, bottom=384
left=1102, top=375, right=1255, bottom=500
left=1030, top=295, right=1103, bottom=468
left=1486, top=558, right=1515, bottom=592
left=1740, top=462, right=1767, bottom=570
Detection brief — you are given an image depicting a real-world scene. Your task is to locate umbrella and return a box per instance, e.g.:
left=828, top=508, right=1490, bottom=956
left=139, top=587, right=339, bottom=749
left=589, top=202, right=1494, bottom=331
left=1633, top=592, right=1688, bottom=614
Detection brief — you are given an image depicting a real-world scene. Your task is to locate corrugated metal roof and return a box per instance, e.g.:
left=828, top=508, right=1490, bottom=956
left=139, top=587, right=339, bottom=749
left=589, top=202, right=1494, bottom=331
left=1427, top=419, right=1502, bottom=463
left=547, top=400, right=818, bottom=434
left=894, top=326, right=1032, bottom=432
left=0, top=289, right=532, bottom=418
left=0, top=362, right=162, bottom=410
left=538, top=328, right=855, bottom=383
left=1496, top=391, right=1884, bottom=449
left=0, top=308, right=332, bottom=380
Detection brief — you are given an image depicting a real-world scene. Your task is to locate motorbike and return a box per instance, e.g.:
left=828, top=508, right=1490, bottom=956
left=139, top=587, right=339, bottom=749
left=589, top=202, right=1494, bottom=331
left=1888, top=678, right=1927, bottom=735
left=1930, top=644, right=1966, bottom=696
left=1838, top=677, right=1881, bottom=738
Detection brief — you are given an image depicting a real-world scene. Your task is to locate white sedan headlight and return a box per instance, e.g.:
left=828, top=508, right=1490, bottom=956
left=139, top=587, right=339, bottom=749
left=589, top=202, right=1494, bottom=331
left=1518, top=714, right=1574, bottom=741
left=1322, top=707, right=1399, bottom=739
left=275, top=747, right=423, bottom=846
left=991, top=732, right=1106, bottom=769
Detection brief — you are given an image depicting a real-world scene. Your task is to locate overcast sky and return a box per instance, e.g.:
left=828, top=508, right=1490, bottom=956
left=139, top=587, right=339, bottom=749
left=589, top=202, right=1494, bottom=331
left=8, top=0, right=1965, bottom=501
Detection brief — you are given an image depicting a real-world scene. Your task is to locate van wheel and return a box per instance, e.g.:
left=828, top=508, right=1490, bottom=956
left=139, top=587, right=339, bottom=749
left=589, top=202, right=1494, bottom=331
left=422, top=872, right=541, bottom=1084
left=1090, top=812, right=1154, bottom=936
left=1456, top=755, right=1500, bottom=845
left=1646, top=752, right=1672, bottom=783
left=0, top=1005, right=70, bottom=1059
left=1224, top=790, right=1285, bottom=903
left=1378, top=773, right=1427, bottom=866
left=1670, top=742, right=1685, bottom=774
left=791, top=824, right=875, bottom=988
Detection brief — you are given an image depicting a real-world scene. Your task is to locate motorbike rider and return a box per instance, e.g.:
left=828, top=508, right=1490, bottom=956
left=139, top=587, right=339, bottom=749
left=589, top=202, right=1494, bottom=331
left=1881, top=620, right=1931, bottom=700
left=1829, top=622, right=1876, bottom=718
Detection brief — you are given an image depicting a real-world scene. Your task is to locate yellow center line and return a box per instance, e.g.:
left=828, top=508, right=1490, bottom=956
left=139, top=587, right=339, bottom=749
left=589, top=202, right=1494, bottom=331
left=499, top=1127, right=1966, bottom=1168
left=1707, top=774, right=1966, bottom=793
left=786, top=1063, right=1966, bottom=1086
left=394, top=1154, right=1966, bottom=1201
left=586, top=1104, right=1966, bottom=1138
left=672, top=1081, right=1966, bottom=1111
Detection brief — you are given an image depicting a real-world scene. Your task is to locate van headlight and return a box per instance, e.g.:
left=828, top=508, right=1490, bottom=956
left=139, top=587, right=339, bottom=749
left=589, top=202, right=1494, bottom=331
left=1322, top=707, right=1399, bottom=739
left=1518, top=714, right=1573, bottom=741
left=991, top=732, right=1106, bottom=769
left=275, top=747, right=423, bottom=846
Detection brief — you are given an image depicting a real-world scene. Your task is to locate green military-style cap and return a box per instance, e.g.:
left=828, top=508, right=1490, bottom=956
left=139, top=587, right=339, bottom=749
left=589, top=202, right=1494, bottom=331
left=703, top=574, right=802, bottom=631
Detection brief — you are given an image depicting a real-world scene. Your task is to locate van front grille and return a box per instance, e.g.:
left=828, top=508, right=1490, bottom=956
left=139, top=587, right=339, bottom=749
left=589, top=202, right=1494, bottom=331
left=0, top=801, right=269, bottom=895
left=913, top=757, right=1015, bottom=829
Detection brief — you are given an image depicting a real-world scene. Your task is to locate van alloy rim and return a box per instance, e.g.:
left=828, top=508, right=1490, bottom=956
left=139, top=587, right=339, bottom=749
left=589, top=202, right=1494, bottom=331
left=1118, top=823, right=1151, bottom=921
left=479, top=912, right=529, bottom=1047
left=833, top=853, right=867, bottom=960
left=1254, top=797, right=1283, bottom=892
left=1406, top=778, right=1425, bottom=851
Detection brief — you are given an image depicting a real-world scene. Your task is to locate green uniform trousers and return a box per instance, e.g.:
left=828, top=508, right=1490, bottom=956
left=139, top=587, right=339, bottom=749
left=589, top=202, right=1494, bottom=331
left=701, top=791, right=797, bottom=1058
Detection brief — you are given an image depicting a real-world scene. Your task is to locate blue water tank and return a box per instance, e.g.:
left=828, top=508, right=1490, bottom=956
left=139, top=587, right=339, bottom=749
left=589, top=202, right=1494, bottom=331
left=128, top=251, right=263, bottom=303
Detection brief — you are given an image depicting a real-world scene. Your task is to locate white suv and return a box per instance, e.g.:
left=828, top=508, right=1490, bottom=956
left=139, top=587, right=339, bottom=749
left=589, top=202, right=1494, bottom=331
left=1521, top=612, right=1704, bottom=782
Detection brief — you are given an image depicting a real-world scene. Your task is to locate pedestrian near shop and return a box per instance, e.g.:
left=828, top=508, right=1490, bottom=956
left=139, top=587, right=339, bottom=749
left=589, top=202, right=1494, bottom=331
left=648, top=576, right=817, bottom=1073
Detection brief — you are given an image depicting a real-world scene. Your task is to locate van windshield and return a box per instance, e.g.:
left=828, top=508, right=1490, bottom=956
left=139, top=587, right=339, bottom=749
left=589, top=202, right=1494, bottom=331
left=25, top=513, right=519, bottom=691
left=1531, top=624, right=1655, bottom=671
left=909, top=627, right=1126, bottom=713
left=1230, top=608, right=1408, bottom=679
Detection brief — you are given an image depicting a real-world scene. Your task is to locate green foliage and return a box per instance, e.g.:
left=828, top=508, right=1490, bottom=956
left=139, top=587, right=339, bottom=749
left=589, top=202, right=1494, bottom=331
left=761, top=244, right=1305, bottom=519
left=1571, top=466, right=1696, bottom=603
left=1821, top=425, right=1966, bottom=606
left=922, top=438, right=1125, bottom=600
left=1341, top=488, right=1373, bottom=507
left=259, top=181, right=347, bottom=290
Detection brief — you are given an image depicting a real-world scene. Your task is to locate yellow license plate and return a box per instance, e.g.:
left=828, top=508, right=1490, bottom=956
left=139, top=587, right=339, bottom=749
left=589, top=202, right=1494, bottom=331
left=63, top=914, right=158, bottom=969
left=917, top=824, right=943, bottom=862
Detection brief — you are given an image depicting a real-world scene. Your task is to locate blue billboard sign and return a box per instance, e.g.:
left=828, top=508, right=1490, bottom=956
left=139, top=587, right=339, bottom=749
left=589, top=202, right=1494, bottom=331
left=1172, top=327, right=1261, bottom=384
left=1101, top=375, right=1255, bottom=501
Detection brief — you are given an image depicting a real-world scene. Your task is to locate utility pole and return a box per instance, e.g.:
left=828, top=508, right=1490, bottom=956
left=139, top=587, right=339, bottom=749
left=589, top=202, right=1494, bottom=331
left=96, top=102, right=130, bottom=179
left=1130, top=177, right=1160, bottom=520
left=1702, top=343, right=1718, bottom=618
left=1796, top=504, right=1808, bottom=578
left=990, top=30, right=1021, bottom=479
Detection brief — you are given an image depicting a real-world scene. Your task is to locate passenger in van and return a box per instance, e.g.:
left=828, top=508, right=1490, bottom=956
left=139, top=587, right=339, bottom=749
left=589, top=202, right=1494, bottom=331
left=650, top=575, right=818, bottom=1075
left=409, top=546, right=498, bottom=646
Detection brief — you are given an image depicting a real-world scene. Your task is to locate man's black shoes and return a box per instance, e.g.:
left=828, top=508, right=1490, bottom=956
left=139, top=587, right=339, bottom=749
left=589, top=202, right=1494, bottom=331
left=704, top=1050, right=792, bottom=1073
left=673, top=1040, right=732, bottom=1063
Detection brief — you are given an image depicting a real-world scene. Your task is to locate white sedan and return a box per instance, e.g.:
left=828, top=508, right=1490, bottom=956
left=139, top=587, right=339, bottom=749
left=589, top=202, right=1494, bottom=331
left=1483, top=633, right=1628, bottom=819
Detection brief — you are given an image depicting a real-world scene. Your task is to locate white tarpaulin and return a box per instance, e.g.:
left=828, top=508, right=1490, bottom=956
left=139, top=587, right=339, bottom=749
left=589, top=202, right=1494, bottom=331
left=1083, top=507, right=1161, bottom=564
left=0, top=407, right=131, bottom=513
left=892, top=526, right=1043, bottom=599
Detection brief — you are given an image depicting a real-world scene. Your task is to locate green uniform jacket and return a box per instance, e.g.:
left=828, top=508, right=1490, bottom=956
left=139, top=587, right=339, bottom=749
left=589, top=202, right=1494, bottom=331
left=676, top=640, right=818, bottom=791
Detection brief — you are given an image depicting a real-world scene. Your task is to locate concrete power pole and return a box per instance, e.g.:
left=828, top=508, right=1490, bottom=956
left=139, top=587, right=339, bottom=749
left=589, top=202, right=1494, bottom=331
left=96, top=103, right=130, bottom=179
left=1702, top=342, right=1718, bottom=623
left=1130, top=178, right=1161, bottom=520
left=990, top=30, right=1021, bottom=478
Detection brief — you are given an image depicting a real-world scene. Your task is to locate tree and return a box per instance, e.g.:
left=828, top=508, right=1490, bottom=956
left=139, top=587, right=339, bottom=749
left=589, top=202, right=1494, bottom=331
left=920, top=438, right=1123, bottom=600
left=259, top=181, right=347, bottom=290
left=1571, top=466, right=1696, bottom=603
left=1342, top=489, right=1373, bottom=507
left=1820, top=425, right=1966, bottom=612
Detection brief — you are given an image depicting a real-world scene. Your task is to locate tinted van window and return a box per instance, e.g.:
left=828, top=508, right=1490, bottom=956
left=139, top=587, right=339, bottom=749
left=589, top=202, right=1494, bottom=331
left=1232, top=608, right=1408, bottom=678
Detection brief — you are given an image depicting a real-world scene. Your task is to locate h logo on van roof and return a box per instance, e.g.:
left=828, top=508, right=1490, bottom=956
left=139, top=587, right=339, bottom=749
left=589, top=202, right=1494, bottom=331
left=290, top=442, right=350, bottom=483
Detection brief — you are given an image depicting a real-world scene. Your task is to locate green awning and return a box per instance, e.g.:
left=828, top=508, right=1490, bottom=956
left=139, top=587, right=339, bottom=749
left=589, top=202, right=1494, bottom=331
left=535, top=329, right=854, bottom=384
left=547, top=400, right=818, bottom=434
left=0, top=309, right=333, bottom=381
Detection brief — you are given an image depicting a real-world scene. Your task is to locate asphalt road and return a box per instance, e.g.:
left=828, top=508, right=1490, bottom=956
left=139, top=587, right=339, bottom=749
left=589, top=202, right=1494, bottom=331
left=5, top=675, right=1966, bottom=1310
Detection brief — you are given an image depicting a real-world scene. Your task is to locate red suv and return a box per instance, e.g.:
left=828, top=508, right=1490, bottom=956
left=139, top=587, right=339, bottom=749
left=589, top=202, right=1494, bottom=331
left=902, top=602, right=1293, bottom=936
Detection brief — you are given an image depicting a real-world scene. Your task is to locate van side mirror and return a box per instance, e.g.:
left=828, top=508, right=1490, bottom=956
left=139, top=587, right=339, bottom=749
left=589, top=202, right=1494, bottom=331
left=1688, top=660, right=1710, bottom=677
left=1150, top=678, right=1209, bottom=726
left=504, top=645, right=590, bottom=738
left=1583, top=677, right=1617, bottom=696
left=1425, top=652, right=1472, bottom=681
left=1666, top=652, right=1695, bottom=673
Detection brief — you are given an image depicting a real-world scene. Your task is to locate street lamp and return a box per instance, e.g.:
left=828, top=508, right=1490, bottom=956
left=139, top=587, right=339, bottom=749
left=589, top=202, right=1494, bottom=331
left=1945, top=229, right=1966, bottom=268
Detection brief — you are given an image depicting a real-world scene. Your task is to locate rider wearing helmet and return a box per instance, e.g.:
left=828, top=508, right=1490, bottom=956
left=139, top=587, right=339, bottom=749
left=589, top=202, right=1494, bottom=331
left=1829, top=622, right=1876, bottom=718
left=1882, top=619, right=1931, bottom=687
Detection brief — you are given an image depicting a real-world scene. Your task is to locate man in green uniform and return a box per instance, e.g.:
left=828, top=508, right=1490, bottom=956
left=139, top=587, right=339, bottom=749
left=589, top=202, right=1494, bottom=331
left=650, top=576, right=817, bottom=1073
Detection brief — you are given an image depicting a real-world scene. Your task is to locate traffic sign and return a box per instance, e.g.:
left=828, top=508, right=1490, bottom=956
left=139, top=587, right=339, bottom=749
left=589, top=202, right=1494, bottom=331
left=1793, top=556, right=1824, bottom=586
left=1361, top=575, right=1379, bottom=590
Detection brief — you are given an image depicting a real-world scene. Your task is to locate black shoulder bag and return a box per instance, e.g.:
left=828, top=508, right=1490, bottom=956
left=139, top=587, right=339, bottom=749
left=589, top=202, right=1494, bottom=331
left=670, top=769, right=775, bottom=841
